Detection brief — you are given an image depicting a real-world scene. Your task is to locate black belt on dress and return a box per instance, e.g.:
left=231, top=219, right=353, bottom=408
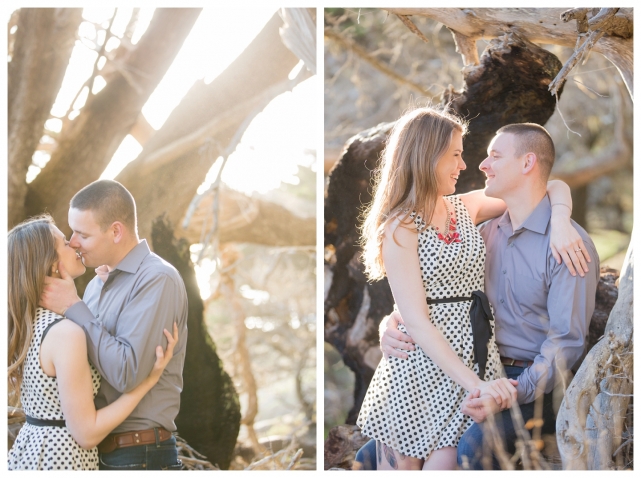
left=426, top=290, right=495, bottom=379
left=26, top=415, right=66, bottom=427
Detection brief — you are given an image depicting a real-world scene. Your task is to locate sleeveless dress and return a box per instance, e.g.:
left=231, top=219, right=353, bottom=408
left=8, top=308, right=101, bottom=470
left=357, top=195, right=503, bottom=459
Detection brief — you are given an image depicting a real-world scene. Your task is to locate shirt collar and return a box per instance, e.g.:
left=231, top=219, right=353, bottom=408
left=114, top=239, right=151, bottom=274
left=497, top=194, right=551, bottom=235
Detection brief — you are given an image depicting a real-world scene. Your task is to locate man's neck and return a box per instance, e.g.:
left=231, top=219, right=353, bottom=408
left=106, top=238, right=141, bottom=271
left=503, top=185, right=547, bottom=231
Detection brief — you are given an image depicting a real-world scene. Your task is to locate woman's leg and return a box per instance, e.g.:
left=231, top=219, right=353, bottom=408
left=376, top=441, right=423, bottom=470
left=422, top=446, right=457, bottom=470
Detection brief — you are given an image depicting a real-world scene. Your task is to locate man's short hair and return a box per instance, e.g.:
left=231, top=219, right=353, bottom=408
left=496, top=123, right=555, bottom=181
left=70, top=180, right=137, bottom=232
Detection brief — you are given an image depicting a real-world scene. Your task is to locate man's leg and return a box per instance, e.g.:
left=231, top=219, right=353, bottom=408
left=457, top=366, right=557, bottom=470
left=353, top=439, right=377, bottom=470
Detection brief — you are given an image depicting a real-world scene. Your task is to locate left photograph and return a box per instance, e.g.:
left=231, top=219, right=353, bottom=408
left=7, top=7, right=316, bottom=471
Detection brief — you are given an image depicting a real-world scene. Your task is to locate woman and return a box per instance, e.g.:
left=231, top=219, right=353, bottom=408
left=8, top=214, right=178, bottom=470
left=356, top=107, right=582, bottom=470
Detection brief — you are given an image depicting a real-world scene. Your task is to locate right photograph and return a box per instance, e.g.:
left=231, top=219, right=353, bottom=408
left=324, top=8, right=633, bottom=471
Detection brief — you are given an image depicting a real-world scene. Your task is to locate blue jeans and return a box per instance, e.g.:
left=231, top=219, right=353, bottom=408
left=99, top=434, right=182, bottom=470
left=457, top=366, right=558, bottom=470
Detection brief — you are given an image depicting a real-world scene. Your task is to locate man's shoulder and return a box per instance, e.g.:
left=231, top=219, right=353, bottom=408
left=138, top=253, right=185, bottom=285
left=568, top=219, right=596, bottom=248
left=477, top=216, right=501, bottom=238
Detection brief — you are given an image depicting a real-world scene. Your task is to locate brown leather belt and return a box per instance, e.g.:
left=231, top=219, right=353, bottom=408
left=98, top=427, right=173, bottom=454
left=500, top=356, right=534, bottom=368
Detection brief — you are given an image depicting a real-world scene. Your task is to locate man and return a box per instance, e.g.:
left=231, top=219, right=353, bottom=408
left=40, top=179, right=188, bottom=470
left=354, top=123, right=599, bottom=470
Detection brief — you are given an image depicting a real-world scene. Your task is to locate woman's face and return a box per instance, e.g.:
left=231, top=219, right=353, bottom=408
left=435, top=129, right=466, bottom=196
left=51, top=226, right=86, bottom=279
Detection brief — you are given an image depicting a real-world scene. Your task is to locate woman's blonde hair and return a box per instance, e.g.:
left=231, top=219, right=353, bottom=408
left=360, top=106, right=467, bottom=281
left=8, top=214, right=58, bottom=400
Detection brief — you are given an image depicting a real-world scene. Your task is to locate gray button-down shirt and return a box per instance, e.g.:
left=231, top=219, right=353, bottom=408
left=479, top=195, right=599, bottom=404
left=66, top=239, right=188, bottom=433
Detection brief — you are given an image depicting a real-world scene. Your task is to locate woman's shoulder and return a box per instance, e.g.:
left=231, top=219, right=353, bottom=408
left=383, top=214, right=419, bottom=249
left=42, top=316, right=85, bottom=344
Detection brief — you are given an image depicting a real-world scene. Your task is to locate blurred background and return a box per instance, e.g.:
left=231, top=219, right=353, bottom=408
left=323, top=7, right=632, bottom=447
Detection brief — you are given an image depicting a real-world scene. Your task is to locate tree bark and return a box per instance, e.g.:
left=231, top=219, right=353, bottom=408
left=325, top=34, right=565, bottom=421
left=386, top=8, right=633, bottom=98
left=8, top=8, right=82, bottom=227
left=22, top=8, right=202, bottom=231
left=556, top=241, right=633, bottom=470
left=116, top=12, right=302, bottom=243
left=151, top=216, right=240, bottom=470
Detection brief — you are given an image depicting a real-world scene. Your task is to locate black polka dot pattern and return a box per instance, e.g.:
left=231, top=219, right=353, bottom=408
left=357, top=196, right=503, bottom=459
left=8, top=308, right=101, bottom=470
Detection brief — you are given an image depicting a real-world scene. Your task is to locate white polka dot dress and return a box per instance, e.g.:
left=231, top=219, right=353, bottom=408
left=357, top=195, right=503, bottom=460
left=8, top=308, right=101, bottom=470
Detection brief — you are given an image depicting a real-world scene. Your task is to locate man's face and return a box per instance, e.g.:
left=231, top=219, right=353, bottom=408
left=479, top=132, right=523, bottom=199
left=68, top=208, right=114, bottom=268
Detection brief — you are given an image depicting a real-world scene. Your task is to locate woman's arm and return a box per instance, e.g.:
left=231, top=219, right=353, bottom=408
left=459, top=189, right=506, bottom=225
left=41, top=320, right=178, bottom=449
left=382, top=220, right=516, bottom=408
left=547, top=179, right=591, bottom=277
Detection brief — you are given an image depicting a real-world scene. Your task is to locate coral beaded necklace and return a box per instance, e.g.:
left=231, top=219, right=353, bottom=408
left=433, top=198, right=461, bottom=245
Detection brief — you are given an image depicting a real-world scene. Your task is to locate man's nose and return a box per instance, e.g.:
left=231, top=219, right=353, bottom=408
left=479, top=157, right=489, bottom=171
left=69, top=233, right=80, bottom=248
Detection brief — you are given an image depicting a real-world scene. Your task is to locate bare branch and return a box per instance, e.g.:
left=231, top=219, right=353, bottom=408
left=324, top=26, right=434, bottom=97
left=448, top=28, right=479, bottom=66
left=395, top=14, right=429, bottom=44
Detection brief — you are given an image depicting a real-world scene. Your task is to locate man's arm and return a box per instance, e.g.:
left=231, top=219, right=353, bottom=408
left=65, top=271, right=186, bottom=393
left=379, top=310, right=415, bottom=360
left=514, top=240, right=599, bottom=404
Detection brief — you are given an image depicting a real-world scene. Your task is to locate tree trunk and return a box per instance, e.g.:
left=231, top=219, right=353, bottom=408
left=22, top=8, right=202, bottom=231
left=8, top=8, right=82, bottom=227
left=556, top=241, right=633, bottom=470
left=324, top=33, right=565, bottom=421
left=386, top=8, right=633, bottom=98
left=116, top=12, right=302, bottom=243
left=151, top=216, right=241, bottom=470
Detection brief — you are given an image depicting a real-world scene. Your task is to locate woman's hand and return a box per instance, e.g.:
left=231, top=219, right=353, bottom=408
left=146, top=323, right=179, bottom=384
left=550, top=214, right=591, bottom=277
left=475, top=377, right=518, bottom=411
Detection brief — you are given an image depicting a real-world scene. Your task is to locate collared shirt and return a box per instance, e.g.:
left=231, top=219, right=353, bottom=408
left=479, top=195, right=599, bottom=404
left=65, top=239, right=188, bottom=433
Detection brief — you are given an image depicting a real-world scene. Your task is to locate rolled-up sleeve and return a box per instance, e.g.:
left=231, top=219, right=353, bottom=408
left=516, top=243, right=599, bottom=404
left=66, top=272, right=184, bottom=393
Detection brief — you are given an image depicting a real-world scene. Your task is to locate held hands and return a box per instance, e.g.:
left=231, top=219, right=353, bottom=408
left=147, top=323, right=179, bottom=384
left=379, top=310, right=415, bottom=360
left=39, top=261, right=81, bottom=315
left=549, top=214, right=591, bottom=277
left=461, top=378, right=519, bottom=423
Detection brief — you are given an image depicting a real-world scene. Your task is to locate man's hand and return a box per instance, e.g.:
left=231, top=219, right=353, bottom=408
left=461, top=389, right=500, bottom=423
left=39, top=261, right=81, bottom=315
left=380, top=310, right=415, bottom=360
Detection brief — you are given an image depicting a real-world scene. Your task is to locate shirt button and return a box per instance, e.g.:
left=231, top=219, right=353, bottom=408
left=96, top=314, right=99, bottom=318
left=500, top=299, right=504, bottom=304
left=511, top=243, right=515, bottom=247
left=502, top=270, right=506, bottom=274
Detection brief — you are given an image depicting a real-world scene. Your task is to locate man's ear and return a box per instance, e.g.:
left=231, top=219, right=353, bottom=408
left=111, top=222, right=125, bottom=244
left=522, top=152, right=538, bottom=175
